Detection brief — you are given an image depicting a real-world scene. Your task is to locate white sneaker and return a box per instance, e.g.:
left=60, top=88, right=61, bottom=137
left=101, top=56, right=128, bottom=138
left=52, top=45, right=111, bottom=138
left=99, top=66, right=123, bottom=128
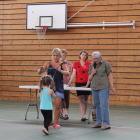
left=42, top=129, right=49, bottom=135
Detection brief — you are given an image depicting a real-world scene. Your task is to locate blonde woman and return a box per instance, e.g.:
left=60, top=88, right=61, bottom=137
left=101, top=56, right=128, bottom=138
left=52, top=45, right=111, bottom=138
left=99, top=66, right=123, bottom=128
left=38, top=48, right=69, bottom=128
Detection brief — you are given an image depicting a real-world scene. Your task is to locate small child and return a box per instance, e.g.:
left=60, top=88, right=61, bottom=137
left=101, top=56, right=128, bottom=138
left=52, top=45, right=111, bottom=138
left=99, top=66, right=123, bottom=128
left=38, top=75, right=56, bottom=135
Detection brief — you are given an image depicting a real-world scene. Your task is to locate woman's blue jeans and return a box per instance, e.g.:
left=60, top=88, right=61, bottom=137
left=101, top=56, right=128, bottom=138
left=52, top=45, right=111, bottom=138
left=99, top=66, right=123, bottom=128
left=92, top=88, right=110, bottom=125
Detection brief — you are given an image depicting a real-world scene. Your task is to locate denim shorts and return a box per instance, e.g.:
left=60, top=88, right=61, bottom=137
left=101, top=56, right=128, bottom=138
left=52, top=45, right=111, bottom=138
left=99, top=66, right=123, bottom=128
left=55, top=91, right=64, bottom=99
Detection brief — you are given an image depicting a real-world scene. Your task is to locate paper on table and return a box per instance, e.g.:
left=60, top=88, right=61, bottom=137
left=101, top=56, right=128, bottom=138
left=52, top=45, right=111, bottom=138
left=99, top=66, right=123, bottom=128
left=64, top=84, right=69, bottom=87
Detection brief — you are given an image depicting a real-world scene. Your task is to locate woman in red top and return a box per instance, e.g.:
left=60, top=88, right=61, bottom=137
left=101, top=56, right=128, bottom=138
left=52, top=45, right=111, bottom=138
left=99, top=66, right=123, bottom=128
left=68, top=50, right=91, bottom=121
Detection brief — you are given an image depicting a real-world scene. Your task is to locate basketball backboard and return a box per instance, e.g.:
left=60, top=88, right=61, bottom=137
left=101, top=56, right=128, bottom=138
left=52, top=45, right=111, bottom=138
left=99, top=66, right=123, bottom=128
left=26, top=3, right=67, bottom=30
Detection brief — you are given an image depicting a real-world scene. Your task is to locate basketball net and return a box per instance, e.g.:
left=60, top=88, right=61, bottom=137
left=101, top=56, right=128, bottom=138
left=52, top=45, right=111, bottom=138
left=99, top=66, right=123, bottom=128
left=35, top=26, right=48, bottom=40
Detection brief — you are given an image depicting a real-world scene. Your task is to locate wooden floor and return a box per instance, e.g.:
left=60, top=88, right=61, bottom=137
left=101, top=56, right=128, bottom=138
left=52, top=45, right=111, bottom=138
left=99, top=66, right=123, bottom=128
left=0, top=100, right=140, bottom=140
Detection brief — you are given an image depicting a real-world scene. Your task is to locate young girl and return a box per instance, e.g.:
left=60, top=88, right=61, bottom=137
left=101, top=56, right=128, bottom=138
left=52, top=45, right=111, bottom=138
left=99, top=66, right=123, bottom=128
left=38, top=75, right=56, bottom=135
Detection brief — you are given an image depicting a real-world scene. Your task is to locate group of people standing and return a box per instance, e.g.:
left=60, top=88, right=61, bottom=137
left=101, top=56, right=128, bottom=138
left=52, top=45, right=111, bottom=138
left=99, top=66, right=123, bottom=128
left=37, top=48, right=116, bottom=135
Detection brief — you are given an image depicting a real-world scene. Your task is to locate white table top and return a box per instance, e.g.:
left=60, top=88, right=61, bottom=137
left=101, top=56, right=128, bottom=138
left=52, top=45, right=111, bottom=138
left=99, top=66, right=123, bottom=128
left=19, top=85, right=91, bottom=91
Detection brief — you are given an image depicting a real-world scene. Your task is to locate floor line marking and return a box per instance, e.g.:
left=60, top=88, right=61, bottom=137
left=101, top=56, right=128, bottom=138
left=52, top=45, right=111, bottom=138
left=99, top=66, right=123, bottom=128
left=111, top=126, right=140, bottom=130
left=0, top=118, right=140, bottom=130
left=111, top=116, right=140, bottom=122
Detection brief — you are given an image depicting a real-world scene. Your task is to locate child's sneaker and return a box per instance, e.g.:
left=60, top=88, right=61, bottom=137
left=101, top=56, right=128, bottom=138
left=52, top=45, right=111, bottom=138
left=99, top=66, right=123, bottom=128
left=42, top=129, right=49, bottom=135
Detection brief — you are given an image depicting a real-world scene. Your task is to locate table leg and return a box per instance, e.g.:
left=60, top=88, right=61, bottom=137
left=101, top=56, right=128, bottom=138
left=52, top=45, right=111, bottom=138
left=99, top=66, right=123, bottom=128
left=36, top=89, right=39, bottom=119
left=70, top=92, right=94, bottom=124
left=88, top=92, right=92, bottom=124
left=25, top=89, right=39, bottom=120
left=25, top=89, right=31, bottom=120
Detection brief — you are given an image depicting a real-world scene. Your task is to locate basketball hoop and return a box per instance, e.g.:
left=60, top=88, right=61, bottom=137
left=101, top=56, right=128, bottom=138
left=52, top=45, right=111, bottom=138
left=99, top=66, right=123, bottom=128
left=35, top=26, right=48, bottom=40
